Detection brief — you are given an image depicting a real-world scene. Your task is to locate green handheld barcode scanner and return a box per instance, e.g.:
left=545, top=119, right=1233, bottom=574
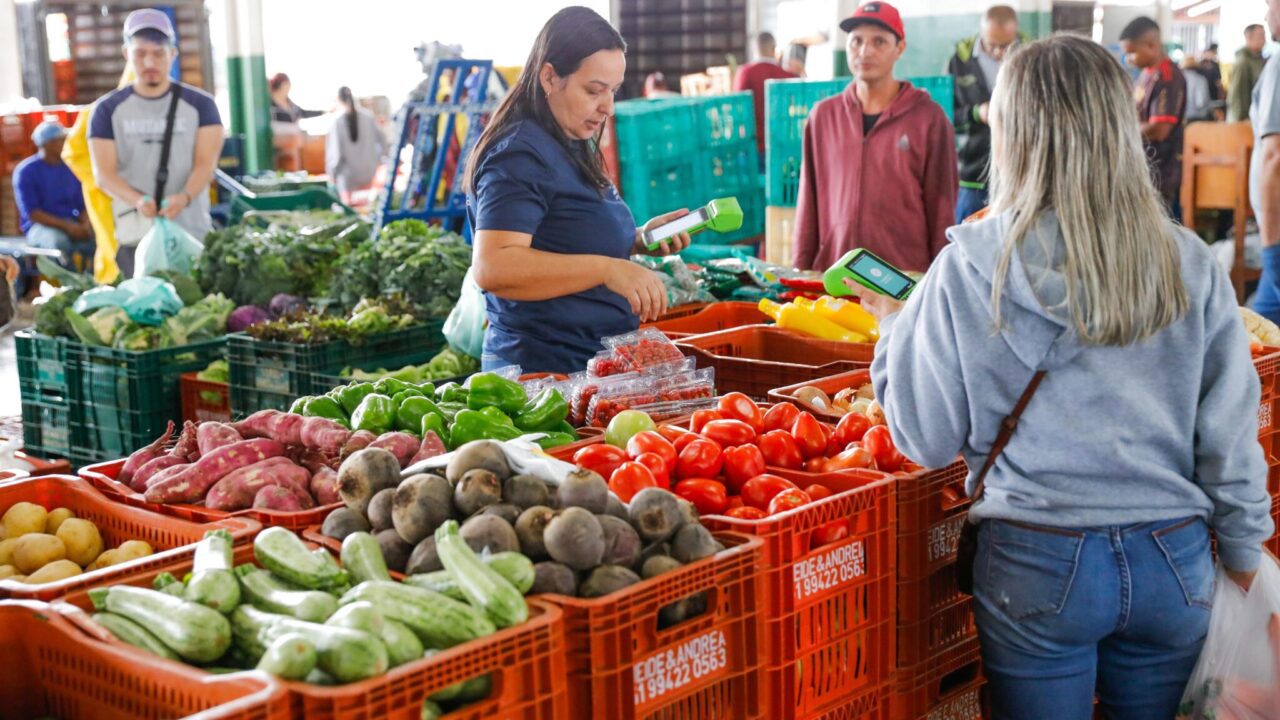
left=823, top=249, right=917, bottom=300
left=643, top=197, right=744, bottom=250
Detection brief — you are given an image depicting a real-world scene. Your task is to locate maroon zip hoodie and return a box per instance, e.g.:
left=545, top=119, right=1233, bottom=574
left=793, top=81, right=958, bottom=273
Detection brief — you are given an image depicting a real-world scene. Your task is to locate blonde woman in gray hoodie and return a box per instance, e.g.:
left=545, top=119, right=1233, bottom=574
left=326, top=87, right=386, bottom=203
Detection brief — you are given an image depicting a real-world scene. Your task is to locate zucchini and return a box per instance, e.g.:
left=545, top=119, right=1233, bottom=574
left=457, top=673, right=493, bottom=702
left=420, top=700, right=444, bottom=720
left=254, top=527, right=348, bottom=590
left=325, top=601, right=384, bottom=636
left=424, top=651, right=466, bottom=703
left=88, top=586, right=231, bottom=663
left=186, top=529, right=242, bottom=613
left=341, top=532, right=391, bottom=585
left=435, top=520, right=528, bottom=628
left=379, top=619, right=424, bottom=668
left=235, top=565, right=337, bottom=623
left=403, top=552, right=535, bottom=601
left=339, top=581, right=495, bottom=649
left=305, top=667, right=338, bottom=686
left=256, top=632, right=318, bottom=680
left=92, top=612, right=180, bottom=661
left=153, top=572, right=186, bottom=598
left=231, top=605, right=388, bottom=684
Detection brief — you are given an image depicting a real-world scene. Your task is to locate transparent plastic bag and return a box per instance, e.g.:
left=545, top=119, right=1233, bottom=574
left=72, top=276, right=183, bottom=326
left=135, top=217, right=204, bottom=277
left=444, top=268, right=486, bottom=360
left=1177, top=555, right=1280, bottom=720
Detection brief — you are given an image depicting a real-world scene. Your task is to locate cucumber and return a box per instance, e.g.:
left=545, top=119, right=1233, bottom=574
left=186, top=529, right=242, bottom=613
left=235, top=565, right=338, bottom=623
left=435, top=520, right=528, bottom=628
left=254, top=527, right=348, bottom=590
left=420, top=700, right=444, bottom=720
left=255, top=632, right=318, bottom=680
left=231, top=605, right=388, bottom=684
left=339, top=581, right=496, bottom=649
left=324, top=601, right=384, bottom=636
left=305, top=667, right=338, bottom=686
left=457, top=673, right=493, bottom=702
left=424, top=651, right=466, bottom=703
left=379, top=619, right=424, bottom=668
left=89, top=586, right=231, bottom=663
left=92, top=612, right=180, bottom=661
left=341, top=532, right=391, bottom=585
left=153, top=572, right=186, bottom=598
left=403, top=552, right=535, bottom=601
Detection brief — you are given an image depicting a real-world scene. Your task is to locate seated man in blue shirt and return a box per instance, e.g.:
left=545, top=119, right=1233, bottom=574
left=12, top=121, right=94, bottom=271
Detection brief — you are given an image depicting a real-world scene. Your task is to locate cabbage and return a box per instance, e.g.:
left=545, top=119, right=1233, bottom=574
left=268, top=293, right=307, bottom=318
left=66, top=306, right=131, bottom=346
left=228, top=305, right=271, bottom=332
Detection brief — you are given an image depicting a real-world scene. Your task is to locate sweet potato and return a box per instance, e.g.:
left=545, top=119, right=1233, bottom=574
left=144, top=439, right=287, bottom=504
left=253, top=484, right=315, bottom=511
left=205, top=457, right=311, bottom=511
left=130, top=454, right=185, bottom=492
left=145, top=463, right=191, bottom=490
left=301, top=416, right=352, bottom=457
left=290, top=447, right=332, bottom=475
left=119, top=421, right=175, bottom=487
left=369, top=432, right=419, bottom=469
left=197, top=422, right=243, bottom=456
left=171, top=421, right=201, bottom=461
left=341, top=430, right=377, bottom=460
left=310, top=467, right=341, bottom=505
left=235, top=410, right=304, bottom=446
left=409, top=431, right=448, bottom=466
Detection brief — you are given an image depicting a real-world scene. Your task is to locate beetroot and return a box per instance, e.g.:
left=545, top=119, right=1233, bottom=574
left=119, top=421, right=174, bottom=487
left=144, top=439, right=287, bottom=504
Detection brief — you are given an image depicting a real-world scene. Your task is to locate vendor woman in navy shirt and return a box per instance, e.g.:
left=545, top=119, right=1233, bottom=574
left=465, top=7, right=693, bottom=374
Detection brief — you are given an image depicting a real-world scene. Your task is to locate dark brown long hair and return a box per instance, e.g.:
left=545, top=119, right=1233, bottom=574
left=338, top=86, right=358, bottom=142
left=465, top=6, right=625, bottom=193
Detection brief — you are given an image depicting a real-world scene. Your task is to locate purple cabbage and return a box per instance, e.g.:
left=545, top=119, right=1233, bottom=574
left=268, top=293, right=308, bottom=318
left=228, top=305, right=271, bottom=332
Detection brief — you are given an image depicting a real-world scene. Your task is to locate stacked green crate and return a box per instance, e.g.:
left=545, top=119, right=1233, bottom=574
left=15, top=332, right=81, bottom=462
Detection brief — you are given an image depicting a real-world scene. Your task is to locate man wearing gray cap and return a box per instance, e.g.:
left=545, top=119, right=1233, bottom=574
left=12, top=120, right=94, bottom=271
left=89, top=7, right=223, bottom=278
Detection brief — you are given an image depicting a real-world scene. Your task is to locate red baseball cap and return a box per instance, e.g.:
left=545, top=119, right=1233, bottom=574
left=840, top=1, right=905, bottom=41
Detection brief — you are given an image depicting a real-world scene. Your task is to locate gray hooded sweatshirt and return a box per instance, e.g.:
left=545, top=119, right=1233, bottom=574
left=872, top=211, right=1274, bottom=572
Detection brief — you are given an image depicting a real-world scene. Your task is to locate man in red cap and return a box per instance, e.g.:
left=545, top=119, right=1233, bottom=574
left=793, top=1, right=957, bottom=273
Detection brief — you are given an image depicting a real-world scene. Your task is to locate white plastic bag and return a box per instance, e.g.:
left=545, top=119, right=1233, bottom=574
left=135, top=217, right=204, bottom=278
left=443, top=267, right=486, bottom=360
left=1177, top=555, right=1280, bottom=719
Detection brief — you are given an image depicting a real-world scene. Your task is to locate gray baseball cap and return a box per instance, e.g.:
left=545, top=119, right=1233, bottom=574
left=123, top=8, right=176, bottom=44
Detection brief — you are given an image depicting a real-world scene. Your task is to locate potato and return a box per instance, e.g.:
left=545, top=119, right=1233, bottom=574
left=26, top=559, right=82, bottom=584
left=0, top=538, right=18, bottom=567
left=3, top=502, right=48, bottom=539
left=12, top=534, right=66, bottom=574
left=56, top=519, right=104, bottom=568
left=114, top=540, right=154, bottom=562
left=44, top=508, right=75, bottom=535
left=86, top=549, right=120, bottom=571
left=0, top=564, right=17, bottom=580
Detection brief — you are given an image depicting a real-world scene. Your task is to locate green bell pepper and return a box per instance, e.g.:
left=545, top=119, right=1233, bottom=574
left=304, top=396, right=350, bottom=427
left=336, top=382, right=376, bottom=416
left=466, top=373, right=528, bottom=414
left=289, top=396, right=313, bottom=414
left=414, top=382, right=436, bottom=398
left=374, top=378, right=415, bottom=397
left=397, top=396, right=442, bottom=434
left=553, top=420, right=579, bottom=440
left=351, top=393, right=396, bottom=434
left=534, top=431, right=578, bottom=450
left=514, top=389, right=569, bottom=432
left=478, top=406, right=515, bottom=425
left=436, top=382, right=469, bottom=404
left=391, top=389, right=425, bottom=406
left=421, top=412, right=451, bottom=449
left=450, top=409, right=522, bottom=446
left=436, top=402, right=467, bottom=423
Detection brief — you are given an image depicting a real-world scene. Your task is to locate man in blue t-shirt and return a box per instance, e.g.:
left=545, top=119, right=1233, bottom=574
left=12, top=121, right=94, bottom=271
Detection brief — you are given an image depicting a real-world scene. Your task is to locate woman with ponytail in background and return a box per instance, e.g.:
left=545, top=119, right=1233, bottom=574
left=325, top=86, right=386, bottom=203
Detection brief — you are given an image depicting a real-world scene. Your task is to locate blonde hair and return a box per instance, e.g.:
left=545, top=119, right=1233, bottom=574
left=988, top=34, right=1188, bottom=346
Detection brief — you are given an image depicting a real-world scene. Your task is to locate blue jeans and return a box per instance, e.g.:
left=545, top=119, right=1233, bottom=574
left=955, top=186, right=989, bottom=224
left=1254, top=245, right=1280, bottom=323
left=26, top=223, right=94, bottom=272
left=974, top=517, right=1213, bottom=720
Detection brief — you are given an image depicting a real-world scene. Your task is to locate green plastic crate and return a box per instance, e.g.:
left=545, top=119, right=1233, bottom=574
left=228, top=187, right=354, bottom=225
left=21, top=396, right=79, bottom=463
left=620, top=157, right=699, bottom=227
left=764, top=76, right=954, bottom=207
left=698, top=140, right=759, bottom=201
left=614, top=99, right=699, bottom=163
left=691, top=92, right=757, bottom=147
left=15, top=332, right=75, bottom=401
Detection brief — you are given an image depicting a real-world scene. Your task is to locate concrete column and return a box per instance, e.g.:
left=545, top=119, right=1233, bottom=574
left=225, top=0, right=272, bottom=173
left=0, top=0, right=24, bottom=103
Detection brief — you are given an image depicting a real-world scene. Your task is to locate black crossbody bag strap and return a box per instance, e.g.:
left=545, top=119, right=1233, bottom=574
left=153, top=83, right=183, bottom=204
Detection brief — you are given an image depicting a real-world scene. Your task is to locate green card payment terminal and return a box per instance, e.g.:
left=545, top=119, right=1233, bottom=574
left=643, top=197, right=744, bottom=250
left=824, top=249, right=917, bottom=300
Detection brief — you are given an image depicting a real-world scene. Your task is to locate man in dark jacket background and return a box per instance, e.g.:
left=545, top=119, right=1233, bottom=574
left=1230, top=24, right=1267, bottom=123
left=946, top=5, right=1022, bottom=224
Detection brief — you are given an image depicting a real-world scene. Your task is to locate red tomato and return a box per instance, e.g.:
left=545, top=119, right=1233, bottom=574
left=768, top=488, right=812, bottom=515
left=627, top=431, right=677, bottom=472
left=791, top=412, right=828, bottom=459
left=758, top=430, right=804, bottom=470
left=763, top=402, right=801, bottom=433
left=826, top=431, right=846, bottom=458
left=672, top=432, right=699, bottom=453
left=718, top=392, right=764, bottom=432
left=722, top=444, right=766, bottom=493
left=834, top=413, right=872, bottom=447
left=674, top=479, right=729, bottom=515
left=725, top=506, right=768, bottom=520
left=726, top=496, right=745, bottom=510
left=804, top=484, right=833, bottom=501
left=701, top=419, right=757, bottom=447
left=690, top=409, right=723, bottom=434
left=813, top=521, right=850, bottom=547
left=827, top=445, right=876, bottom=471
left=573, top=444, right=628, bottom=479
left=608, top=462, right=658, bottom=502
left=633, top=452, right=671, bottom=488
left=657, top=425, right=692, bottom=444
left=740, top=474, right=799, bottom=511
left=804, top=457, right=830, bottom=473
left=676, top=438, right=723, bottom=480
left=863, top=425, right=905, bottom=472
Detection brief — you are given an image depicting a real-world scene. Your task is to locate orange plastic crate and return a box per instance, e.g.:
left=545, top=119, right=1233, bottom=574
left=181, top=372, right=233, bottom=424
left=895, top=592, right=977, bottom=669
left=654, top=302, right=711, bottom=322
left=0, top=468, right=28, bottom=482
left=701, top=471, right=896, bottom=718
left=80, top=458, right=340, bottom=530
left=0, top=475, right=259, bottom=601
left=1269, top=496, right=1280, bottom=556
left=898, top=671, right=985, bottom=720
left=59, top=542, right=570, bottom=720
left=889, top=638, right=983, bottom=720
left=769, top=369, right=872, bottom=422
left=0, top=599, right=289, bottom=720
left=644, top=302, right=772, bottom=340
left=675, top=325, right=873, bottom=400
left=895, top=462, right=970, bottom=581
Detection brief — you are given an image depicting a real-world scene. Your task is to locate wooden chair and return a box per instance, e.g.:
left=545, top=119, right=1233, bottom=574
left=1181, top=121, right=1255, bottom=302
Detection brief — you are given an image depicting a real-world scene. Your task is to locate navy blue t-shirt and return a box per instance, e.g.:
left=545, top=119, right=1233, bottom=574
left=467, top=120, right=639, bottom=374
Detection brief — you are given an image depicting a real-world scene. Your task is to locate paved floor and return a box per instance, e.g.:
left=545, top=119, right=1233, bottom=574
left=0, top=305, right=32, bottom=420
